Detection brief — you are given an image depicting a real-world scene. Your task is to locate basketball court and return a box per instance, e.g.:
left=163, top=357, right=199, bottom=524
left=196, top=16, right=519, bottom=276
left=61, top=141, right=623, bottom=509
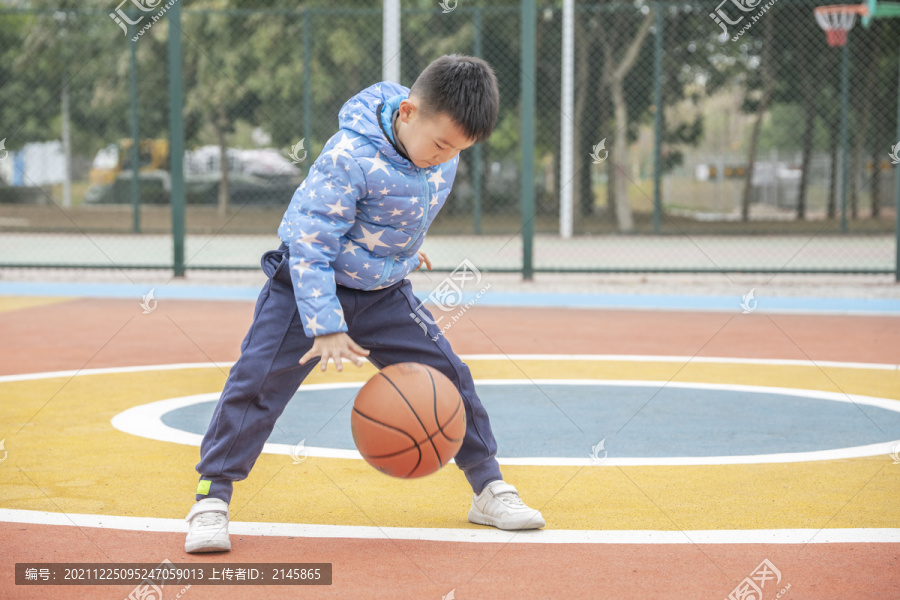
left=1, top=270, right=899, bottom=598
left=2, top=0, right=900, bottom=597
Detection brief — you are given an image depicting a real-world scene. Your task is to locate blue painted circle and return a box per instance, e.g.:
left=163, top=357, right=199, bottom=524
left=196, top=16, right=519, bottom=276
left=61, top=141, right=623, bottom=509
left=161, top=383, right=900, bottom=458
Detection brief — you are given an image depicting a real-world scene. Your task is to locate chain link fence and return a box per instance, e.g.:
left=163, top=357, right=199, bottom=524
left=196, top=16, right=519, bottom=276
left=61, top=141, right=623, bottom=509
left=0, top=0, right=897, bottom=274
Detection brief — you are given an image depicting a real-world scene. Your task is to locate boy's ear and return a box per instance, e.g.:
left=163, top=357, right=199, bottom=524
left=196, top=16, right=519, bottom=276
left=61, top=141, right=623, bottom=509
left=398, top=98, right=418, bottom=121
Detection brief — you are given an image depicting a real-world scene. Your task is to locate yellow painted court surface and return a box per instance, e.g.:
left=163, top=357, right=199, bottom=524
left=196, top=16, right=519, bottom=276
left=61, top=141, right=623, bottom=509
left=1, top=359, right=898, bottom=532
left=0, top=296, right=74, bottom=313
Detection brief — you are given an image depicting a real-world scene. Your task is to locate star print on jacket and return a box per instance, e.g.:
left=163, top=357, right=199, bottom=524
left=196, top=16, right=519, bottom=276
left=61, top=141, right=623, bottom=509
left=278, top=81, right=460, bottom=337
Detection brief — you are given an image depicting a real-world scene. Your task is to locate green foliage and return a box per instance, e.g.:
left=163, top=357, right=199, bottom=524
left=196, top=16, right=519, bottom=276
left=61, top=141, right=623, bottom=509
left=0, top=0, right=897, bottom=213
left=757, top=103, right=830, bottom=153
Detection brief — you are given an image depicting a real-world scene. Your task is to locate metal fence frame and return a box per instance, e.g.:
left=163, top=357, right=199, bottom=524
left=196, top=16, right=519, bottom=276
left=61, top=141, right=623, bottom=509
left=0, top=0, right=898, bottom=279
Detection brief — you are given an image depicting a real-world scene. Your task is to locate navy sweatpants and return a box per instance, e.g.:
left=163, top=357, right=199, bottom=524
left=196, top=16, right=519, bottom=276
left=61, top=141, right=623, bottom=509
left=195, top=243, right=503, bottom=504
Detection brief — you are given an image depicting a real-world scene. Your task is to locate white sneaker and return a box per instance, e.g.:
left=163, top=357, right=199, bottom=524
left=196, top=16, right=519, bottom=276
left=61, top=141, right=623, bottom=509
left=185, top=498, right=231, bottom=553
left=468, top=480, right=545, bottom=530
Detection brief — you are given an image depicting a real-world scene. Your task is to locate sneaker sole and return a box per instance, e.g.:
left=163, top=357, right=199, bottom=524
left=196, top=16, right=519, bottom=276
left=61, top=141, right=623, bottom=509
left=185, top=538, right=231, bottom=553
left=468, top=508, right=545, bottom=530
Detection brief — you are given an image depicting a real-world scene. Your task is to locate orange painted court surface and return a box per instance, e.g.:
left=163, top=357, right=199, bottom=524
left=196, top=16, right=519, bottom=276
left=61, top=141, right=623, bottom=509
left=1, top=293, right=899, bottom=599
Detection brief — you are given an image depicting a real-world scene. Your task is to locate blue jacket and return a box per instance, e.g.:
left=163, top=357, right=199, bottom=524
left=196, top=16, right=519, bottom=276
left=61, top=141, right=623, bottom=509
left=277, top=81, right=460, bottom=337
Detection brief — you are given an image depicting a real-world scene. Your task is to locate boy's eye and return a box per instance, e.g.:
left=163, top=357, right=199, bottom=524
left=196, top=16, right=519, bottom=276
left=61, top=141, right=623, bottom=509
left=435, top=142, right=444, bottom=149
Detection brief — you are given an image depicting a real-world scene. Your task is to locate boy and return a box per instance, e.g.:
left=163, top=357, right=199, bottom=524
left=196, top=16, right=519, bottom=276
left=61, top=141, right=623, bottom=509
left=185, top=54, right=545, bottom=553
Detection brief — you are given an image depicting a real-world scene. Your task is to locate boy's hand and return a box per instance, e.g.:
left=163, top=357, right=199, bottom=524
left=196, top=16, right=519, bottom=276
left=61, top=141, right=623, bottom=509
left=415, top=251, right=432, bottom=271
left=299, top=332, right=370, bottom=372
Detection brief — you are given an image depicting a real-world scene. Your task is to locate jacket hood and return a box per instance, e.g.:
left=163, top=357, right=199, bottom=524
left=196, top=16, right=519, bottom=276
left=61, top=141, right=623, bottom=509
left=338, top=81, right=413, bottom=170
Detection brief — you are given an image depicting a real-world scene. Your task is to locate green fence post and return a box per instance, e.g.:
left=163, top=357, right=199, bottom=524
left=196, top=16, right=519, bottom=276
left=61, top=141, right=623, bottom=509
left=651, top=3, right=663, bottom=235
left=303, top=9, right=312, bottom=151
left=472, top=143, right=483, bottom=235
left=838, top=39, right=850, bottom=234
left=472, top=6, right=483, bottom=235
left=168, top=2, right=185, bottom=276
left=520, top=0, right=536, bottom=280
left=895, top=42, right=900, bottom=282
left=129, top=25, right=141, bottom=234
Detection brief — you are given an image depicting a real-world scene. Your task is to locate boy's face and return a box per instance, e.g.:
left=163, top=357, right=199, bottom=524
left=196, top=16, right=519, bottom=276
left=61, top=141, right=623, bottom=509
left=395, top=97, right=476, bottom=169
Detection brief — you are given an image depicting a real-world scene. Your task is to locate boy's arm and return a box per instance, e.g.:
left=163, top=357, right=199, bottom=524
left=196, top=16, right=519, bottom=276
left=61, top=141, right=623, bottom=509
left=278, top=135, right=368, bottom=369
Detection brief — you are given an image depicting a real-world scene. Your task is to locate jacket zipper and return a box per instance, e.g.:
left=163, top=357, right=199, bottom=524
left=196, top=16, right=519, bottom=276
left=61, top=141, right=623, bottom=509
left=402, top=168, right=431, bottom=251
left=366, top=255, right=395, bottom=291
left=365, top=169, right=431, bottom=290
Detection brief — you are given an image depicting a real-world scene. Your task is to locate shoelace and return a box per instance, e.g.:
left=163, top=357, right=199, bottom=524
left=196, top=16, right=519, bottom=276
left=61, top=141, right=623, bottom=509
left=193, top=511, right=227, bottom=532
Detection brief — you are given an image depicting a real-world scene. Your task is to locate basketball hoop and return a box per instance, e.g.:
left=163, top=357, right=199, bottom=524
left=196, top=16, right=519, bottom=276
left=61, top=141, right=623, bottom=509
left=814, top=4, right=868, bottom=47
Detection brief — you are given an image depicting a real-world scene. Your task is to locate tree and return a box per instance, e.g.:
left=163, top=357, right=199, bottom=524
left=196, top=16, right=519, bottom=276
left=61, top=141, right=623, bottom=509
left=866, top=17, right=900, bottom=218
left=7, top=2, right=131, bottom=159
left=182, top=0, right=262, bottom=217
left=600, top=4, right=654, bottom=232
left=850, top=28, right=877, bottom=220
left=739, top=13, right=775, bottom=222
left=796, top=30, right=821, bottom=221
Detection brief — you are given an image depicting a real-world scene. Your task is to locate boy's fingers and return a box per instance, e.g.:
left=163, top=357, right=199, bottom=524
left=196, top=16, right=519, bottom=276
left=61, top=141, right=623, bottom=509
left=423, top=254, right=433, bottom=270
left=302, top=336, right=367, bottom=371
left=349, top=339, right=370, bottom=355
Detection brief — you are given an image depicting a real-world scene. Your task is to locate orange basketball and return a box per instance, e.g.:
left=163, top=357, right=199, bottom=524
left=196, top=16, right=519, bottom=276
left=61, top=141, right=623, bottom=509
left=351, top=362, right=466, bottom=479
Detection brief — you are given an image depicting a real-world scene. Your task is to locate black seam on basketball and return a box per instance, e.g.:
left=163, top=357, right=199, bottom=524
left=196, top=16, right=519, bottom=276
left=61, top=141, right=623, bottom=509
left=356, top=418, right=462, bottom=460
left=353, top=406, right=422, bottom=478
left=437, top=396, right=464, bottom=443
left=353, top=406, right=421, bottom=458
left=358, top=447, right=419, bottom=459
left=378, top=371, right=442, bottom=470
left=353, top=406, right=422, bottom=479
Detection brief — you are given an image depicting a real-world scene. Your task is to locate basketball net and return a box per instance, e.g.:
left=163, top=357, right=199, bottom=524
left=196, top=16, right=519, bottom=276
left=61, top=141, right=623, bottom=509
left=814, top=4, right=868, bottom=47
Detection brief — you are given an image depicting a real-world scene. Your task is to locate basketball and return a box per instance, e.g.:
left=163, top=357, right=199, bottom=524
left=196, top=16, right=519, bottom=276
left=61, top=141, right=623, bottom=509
left=351, top=363, right=466, bottom=479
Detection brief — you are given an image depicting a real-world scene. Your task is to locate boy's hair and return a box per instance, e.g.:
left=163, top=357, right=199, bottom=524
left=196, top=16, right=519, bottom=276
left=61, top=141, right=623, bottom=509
left=409, top=54, right=499, bottom=144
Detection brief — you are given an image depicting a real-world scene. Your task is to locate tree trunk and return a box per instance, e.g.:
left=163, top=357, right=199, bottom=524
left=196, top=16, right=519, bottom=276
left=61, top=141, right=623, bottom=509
left=871, top=148, right=880, bottom=218
left=855, top=43, right=877, bottom=219
left=796, top=55, right=816, bottom=221
left=478, top=147, right=489, bottom=223
left=610, top=78, right=634, bottom=231
left=797, top=102, right=814, bottom=220
left=741, top=87, right=774, bottom=221
left=215, top=105, right=230, bottom=219
left=827, top=130, right=838, bottom=219
left=741, top=17, right=775, bottom=222
left=850, top=142, right=860, bottom=220
left=606, top=149, right=617, bottom=224
left=592, top=25, right=614, bottom=223
left=61, top=73, right=72, bottom=209
left=600, top=9, right=653, bottom=232
left=592, top=42, right=609, bottom=221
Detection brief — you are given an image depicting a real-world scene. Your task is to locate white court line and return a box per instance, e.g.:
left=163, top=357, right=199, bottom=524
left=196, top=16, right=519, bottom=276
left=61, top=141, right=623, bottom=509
left=109, top=380, right=900, bottom=466
left=0, top=362, right=236, bottom=383
left=0, top=354, right=897, bottom=383
left=1, top=508, right=898, bottom=544
left=461, top=355, right=900, bottom=371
